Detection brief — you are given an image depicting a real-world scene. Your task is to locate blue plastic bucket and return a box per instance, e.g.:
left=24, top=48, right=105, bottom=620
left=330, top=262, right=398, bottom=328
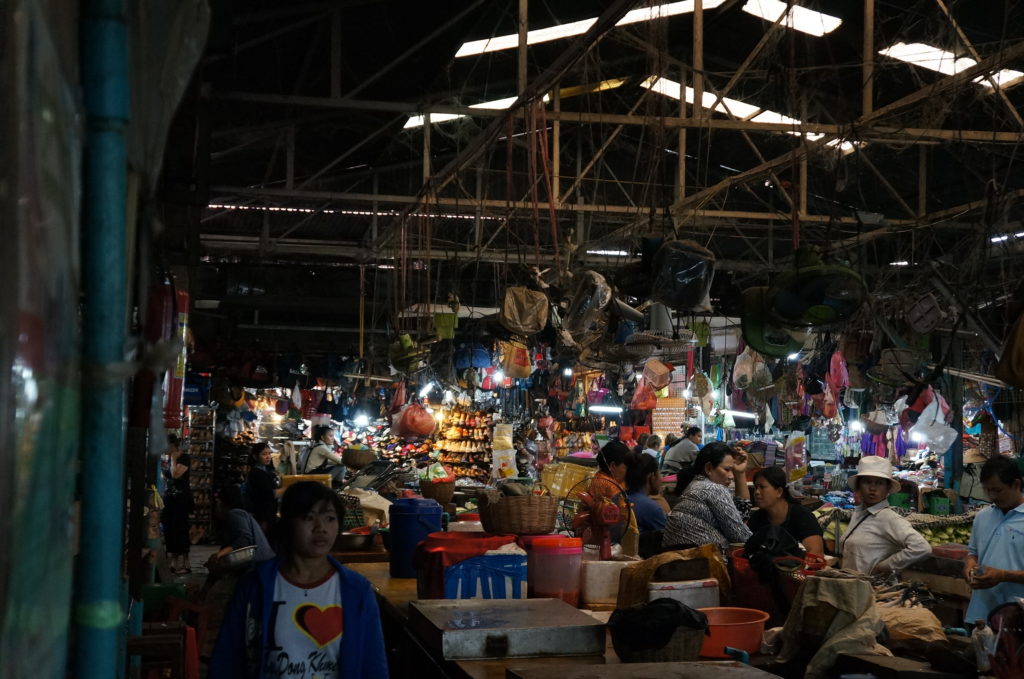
left=388, top=498, right=443, bottom=577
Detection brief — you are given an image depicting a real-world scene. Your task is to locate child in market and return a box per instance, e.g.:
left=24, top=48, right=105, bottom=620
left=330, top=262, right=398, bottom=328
left=210, top=481, right=388, bottom=679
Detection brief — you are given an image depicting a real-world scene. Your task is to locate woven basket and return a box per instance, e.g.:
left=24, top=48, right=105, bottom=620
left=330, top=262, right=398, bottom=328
left=419, top=480, right=455, bottom=505
left=342, top=447, right=376, bottom=469
left=613, top=626, right=704, bottom=663
left=479, top=493, right=558, bottom=535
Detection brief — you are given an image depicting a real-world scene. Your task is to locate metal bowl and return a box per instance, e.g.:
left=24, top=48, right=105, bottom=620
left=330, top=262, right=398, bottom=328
left=220, top=545, right=258, bottom=569
left=332, top=532, right=374, bottom=551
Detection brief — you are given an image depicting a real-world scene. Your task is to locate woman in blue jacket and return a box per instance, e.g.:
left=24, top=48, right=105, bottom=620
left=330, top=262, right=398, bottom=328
left=210, top=481, right=388, bottom=679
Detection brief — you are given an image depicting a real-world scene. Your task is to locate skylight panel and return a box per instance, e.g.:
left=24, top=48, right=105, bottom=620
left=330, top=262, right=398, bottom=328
left=403, top=95, right=549, bottom=129
left=641, top=76, right=864, bottom=154
left=879, top=42, right=1024, bottom=90
left=455, top=1, right=727, bottom=58
left=741, top=0, right=842, bottom=37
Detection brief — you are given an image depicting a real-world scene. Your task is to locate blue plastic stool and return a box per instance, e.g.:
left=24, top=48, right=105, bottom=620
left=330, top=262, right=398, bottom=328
left=443, top=555, right=527, bottom=599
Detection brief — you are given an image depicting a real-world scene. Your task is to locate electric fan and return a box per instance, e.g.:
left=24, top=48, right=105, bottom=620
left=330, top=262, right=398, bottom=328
left=558, top=478, right=633, bottom=560
left=766, top=247, right=867, bottom=327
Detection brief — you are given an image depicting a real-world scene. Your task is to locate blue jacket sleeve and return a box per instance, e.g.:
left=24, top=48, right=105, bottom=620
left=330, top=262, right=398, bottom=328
left=209, top=573, right=256, bottom=679
left=339, top=567, right=389, bottom=679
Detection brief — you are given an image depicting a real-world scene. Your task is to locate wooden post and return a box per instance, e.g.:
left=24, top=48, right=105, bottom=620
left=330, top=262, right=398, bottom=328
left=331, top=8, right=341, bottom=98
left=918, top=146, right=927, bottom=218
left=678, top=65, right=687, bottom=201
left=422, top=113, right=431, bottom=183
left=862, top=0, right=874, bottom=115
left=518, top=0, right=528, bottom=96
left=552, top=83, right=560, bottom=205
left=693, top=0, right=703, bottom=120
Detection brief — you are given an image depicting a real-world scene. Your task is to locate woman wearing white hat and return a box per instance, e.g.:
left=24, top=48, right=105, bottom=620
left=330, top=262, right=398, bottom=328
left=839, top=456, right=931, bottom=575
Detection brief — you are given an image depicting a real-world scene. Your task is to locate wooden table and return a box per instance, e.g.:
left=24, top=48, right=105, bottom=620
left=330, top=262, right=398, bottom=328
left=345, top=563, right=781, bottom=679
left=330, top=545, right=389, bottom=564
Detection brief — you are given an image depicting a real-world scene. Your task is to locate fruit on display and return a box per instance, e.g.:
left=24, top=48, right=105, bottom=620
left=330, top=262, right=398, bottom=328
left=916, top=523, right=972, bottom=546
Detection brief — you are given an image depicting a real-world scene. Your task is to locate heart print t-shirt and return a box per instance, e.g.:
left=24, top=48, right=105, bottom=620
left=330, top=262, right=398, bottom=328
left=263, top=567, right=343, bottom=679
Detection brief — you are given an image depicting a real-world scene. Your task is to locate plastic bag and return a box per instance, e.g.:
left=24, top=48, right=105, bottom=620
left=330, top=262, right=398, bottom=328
left=493, top=423, right=514, bottom=451
left=499, top=286, right=549, bottom=336
left=500, top=340, right=533, bottom=379
left=563, top=271, right=612, bottom=334
left=650, top=240, right=716, bottom=311
left=393, top=403, right=436, bottom=438
left=733, top=347, right=755, bottom=389
left=492, top=449, right=518, bottom=480
left=630, top=378, right=657, bottom=410
left=910, top=397, right=958, bottom=454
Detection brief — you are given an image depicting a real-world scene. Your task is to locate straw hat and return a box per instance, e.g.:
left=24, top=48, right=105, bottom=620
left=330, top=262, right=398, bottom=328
left=847, top=456, right=901, bottom=494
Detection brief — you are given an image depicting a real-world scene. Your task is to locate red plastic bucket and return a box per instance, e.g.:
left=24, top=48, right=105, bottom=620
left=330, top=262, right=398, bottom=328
left=698, top=607, right=770, bottom=658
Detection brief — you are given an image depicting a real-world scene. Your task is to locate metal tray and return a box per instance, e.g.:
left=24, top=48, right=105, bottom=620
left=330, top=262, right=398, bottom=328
left=408, top=598, right=606, bottom=660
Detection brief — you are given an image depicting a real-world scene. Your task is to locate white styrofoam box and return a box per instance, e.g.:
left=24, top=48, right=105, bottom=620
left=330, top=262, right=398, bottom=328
left=581, top=559, right=636, bottom=605
left=647, top=579, right=720, bottom=609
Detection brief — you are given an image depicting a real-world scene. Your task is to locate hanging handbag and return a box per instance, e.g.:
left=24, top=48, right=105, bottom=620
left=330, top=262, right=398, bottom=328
left=587, top=375, right=610, bottom=404
left=501, top=340, right=534, bottom=379
left=630, top=377, right=658, bottom=410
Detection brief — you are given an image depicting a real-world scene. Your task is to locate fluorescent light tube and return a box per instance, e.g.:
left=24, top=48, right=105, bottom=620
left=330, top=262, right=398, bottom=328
left=879, top=42, right=1024, bottom=90
left=889, top=260, right=910, bottom=266
left=585, top=249, right=629, bottom=256
left=589, top=405, right=624, bottom=414
left=455, top=1, right=728, bottom=57
left=741, top=0, right=842, bottom=37
left=722, top=409, right=758, bottom=420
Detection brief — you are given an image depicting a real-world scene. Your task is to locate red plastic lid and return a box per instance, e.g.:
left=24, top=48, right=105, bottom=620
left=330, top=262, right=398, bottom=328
left=531, top=536, right=583, bottom=550
left=456, top=513, right=481, bottom=521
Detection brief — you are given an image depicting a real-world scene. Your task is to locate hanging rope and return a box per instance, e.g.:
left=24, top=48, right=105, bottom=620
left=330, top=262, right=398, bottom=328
left=528, top=101, right=542, bottom=267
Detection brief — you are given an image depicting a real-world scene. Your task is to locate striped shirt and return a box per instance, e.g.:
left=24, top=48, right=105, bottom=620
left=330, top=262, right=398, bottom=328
left=663, top=476, right=752, bottom=554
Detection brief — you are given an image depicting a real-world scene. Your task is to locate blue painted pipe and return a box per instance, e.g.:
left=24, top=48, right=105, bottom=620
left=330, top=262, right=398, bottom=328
left=73, top=2, right=129, bottom=678
left=724, top=646, right=750, bottom=664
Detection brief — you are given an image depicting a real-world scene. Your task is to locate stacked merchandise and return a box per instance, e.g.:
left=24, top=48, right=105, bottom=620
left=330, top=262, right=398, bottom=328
left=186, top=406, right=215, bottom=543
left=551, top=424, right=598, bottom=459
left=435, top=406, right=493, bottom=484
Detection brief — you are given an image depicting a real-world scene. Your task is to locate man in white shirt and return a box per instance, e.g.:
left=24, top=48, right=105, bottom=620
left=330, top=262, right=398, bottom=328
left=663, top=427, right=702, bottom=473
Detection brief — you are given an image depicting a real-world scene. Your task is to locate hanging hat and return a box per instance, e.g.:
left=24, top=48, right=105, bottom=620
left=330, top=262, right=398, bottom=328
left=741, top=287, right=805, bottom=358
left=860, top=409, right=891, bottom=435
left=847, top=456, right=901, bottom=494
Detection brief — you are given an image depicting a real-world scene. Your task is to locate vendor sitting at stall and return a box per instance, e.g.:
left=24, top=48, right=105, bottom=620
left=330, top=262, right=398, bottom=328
left=963, top=456, right=1024, bottom=624
left=749, top=466, right=824, bottom=555
left=304, top=424, right=347, bottom=486
left=662, top=442, right=752, bottom=555
left=588, top=440, right=630, bottom=504
left=839, top=456, right=930, bottom=575
left=663, top=426, right=702, bottom=473
left=625, top=452, right=669, bottom=532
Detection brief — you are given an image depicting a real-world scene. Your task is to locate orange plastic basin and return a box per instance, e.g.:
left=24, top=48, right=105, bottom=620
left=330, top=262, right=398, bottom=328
left=698, top=607, right=770, bottom=658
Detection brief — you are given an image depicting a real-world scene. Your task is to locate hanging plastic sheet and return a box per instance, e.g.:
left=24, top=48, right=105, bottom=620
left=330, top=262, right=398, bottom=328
left=650, top=240, right=716, bottom=311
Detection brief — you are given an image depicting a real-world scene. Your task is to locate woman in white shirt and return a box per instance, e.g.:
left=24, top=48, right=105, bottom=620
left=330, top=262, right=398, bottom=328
left=839, top=456, right=930, bottom=575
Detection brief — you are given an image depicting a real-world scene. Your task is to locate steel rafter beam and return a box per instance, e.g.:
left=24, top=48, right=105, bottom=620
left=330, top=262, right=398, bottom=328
left=209, top=90, right=1024, bottom=143
left=670, top=40, right=1024, bottom=218
left=209, top=184, right=919, bottom=225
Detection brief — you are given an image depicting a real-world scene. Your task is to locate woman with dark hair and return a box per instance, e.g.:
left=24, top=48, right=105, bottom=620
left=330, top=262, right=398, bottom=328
left=662, top=442, right=752, bottom=554
left=248, top=441, right=283, bottom=532
left=589, top=440, right=630, bottom=503
left=663, top=426, right=703, bottom=473
left=304, top=424, right=347, bottom=485
left=749, top=466, right=824, bottom=555
left=625, top=452, right=669, bottom=532
left=162, top=433, right=194, bottom=574
left=211, top=481, right=388, bottom=678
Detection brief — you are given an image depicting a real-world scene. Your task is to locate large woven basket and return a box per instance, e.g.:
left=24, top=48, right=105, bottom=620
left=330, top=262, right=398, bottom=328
left=419, top=480, right=455, bottom=505
left=479, top=493, right=557, bottom=535
left=342, top=447, right=376, bottom=469
left=613, top=626, right=704, bottom=663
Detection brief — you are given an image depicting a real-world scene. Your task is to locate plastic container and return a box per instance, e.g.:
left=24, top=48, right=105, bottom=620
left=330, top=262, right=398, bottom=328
left=932, top=543, right=969, bottom=560
left=581, top=560, right=635, bottom=606
left=647, top=579, right=720, bottom=609
left=697, top=607, right=770, bottom=658
left=527, top=536, right=583, bottom=606
left=388, top=497, right=442, bottom=577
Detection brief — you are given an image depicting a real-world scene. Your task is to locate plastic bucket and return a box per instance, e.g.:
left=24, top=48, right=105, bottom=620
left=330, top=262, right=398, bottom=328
left=388, top=498, right=442, bottom=577
left=697, top=607, right=769, bottom=658
left=527, top=537, right=583, bottom=606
